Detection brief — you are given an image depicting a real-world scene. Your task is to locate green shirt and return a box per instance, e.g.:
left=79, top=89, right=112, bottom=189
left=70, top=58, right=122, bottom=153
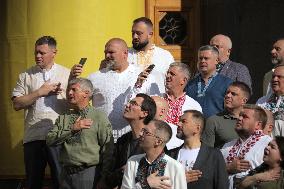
left=202, top=111, right=238, bottom=148
left=46, top=105, right=114, bottom=176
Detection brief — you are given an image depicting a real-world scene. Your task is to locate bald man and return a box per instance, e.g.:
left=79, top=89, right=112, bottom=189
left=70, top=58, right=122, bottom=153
left=152, top=96, right=184, bottom=150
left=70, top=38, right=142, bottom=141
left=210, top=34, right=252, bottom=90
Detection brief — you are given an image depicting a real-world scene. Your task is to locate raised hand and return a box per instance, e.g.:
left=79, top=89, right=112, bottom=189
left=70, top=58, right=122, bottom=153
left=70, top=64, right=83, bottom=78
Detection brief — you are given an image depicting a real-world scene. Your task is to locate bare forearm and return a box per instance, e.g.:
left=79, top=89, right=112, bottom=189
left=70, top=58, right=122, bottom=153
left=12, top=90, right=41, bottom=110
left=239, top=175, right=259, bottom=189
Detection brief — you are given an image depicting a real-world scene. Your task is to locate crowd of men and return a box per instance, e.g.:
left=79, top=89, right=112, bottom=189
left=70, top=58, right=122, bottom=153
left=11, top=17, right=284, bottom=189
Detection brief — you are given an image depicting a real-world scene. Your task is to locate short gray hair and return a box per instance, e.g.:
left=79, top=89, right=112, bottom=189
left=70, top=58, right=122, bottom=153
left=199, top=45, right=219, bottom=58
left=169, top=62, right=191, bottom=80
left=68, top=78, right=94, bottom=97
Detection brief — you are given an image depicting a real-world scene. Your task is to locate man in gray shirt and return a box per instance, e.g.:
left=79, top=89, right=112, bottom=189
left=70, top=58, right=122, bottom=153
left=202, top=81, right=251, bottom=148
left=210, top=34, right=252, bottom=90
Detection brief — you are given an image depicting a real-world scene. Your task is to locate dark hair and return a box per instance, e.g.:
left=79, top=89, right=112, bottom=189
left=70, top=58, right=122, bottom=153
left=133, top=17, right=153, bottom=29
left=35, top=36, right=57, bottom=48
left=183, top=110, right=205, bottom=133
left=243, top=104, right=267, bottom=129
left=136, top=93, right=156, bottom=124
left=151, top=119, right=172, bottom=144
left=275, top=136, right=284, bottom=169
left=230, top=81, right=251, bottom=100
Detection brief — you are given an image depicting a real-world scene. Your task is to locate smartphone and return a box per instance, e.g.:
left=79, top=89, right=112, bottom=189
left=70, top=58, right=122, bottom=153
left=79, top=58, right=87, bottom=66
left=146, top=64, right=155, bottom=73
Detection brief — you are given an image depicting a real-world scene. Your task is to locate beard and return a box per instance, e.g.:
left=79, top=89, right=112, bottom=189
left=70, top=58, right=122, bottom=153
left=271, top=56, right=283, bottom=65
left=176, top=131, right=185, bottom=140
left=100, top=59, right=116, bottom=70
left=132, top=39, right=149, bottom=51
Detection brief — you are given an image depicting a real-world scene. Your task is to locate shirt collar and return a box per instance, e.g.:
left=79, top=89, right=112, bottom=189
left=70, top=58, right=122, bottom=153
left=221, top=110, right=238, bottom=119
left=164, top=92, right=186, bottom=102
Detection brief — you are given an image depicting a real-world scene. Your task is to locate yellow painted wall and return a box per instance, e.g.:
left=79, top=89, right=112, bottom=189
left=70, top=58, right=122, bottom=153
left=0, top=0, right=144, bottom=176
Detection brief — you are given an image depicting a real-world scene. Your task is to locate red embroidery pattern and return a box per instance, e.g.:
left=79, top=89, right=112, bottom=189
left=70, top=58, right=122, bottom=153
left=165, top=93, right=186, bottom=125
left=226, top=130, right=264, bottom=163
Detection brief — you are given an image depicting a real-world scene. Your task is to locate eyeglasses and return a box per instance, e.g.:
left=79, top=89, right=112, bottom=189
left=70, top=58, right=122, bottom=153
left=128, top=100, right=142, bottom=108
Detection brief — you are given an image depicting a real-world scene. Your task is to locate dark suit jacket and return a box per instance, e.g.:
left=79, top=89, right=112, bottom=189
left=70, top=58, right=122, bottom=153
left=166, top=143, right=229, bottom=189
left=105, top=132, right=144, bottom=188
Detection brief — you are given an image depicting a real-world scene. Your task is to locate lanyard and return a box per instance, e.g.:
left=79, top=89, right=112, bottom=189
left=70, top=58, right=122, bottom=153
left=197, top=72, right=217, bottom=97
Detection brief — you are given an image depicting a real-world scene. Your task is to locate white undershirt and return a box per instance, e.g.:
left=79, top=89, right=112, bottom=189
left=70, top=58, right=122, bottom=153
left=177, top=147, right=200, bottom=171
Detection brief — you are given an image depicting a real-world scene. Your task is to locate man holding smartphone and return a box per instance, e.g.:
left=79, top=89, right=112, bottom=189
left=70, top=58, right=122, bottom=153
left=11, top=36, right=70, bottom=189
left=71, top=38, right=161, bottom=142
left=128, top=17, right=175, bottom=93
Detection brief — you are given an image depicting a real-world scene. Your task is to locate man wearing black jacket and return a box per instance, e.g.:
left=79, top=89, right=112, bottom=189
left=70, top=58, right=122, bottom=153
left=100, top=93, right=156, bottom=188
left=166, top=110, right=229, bottom=189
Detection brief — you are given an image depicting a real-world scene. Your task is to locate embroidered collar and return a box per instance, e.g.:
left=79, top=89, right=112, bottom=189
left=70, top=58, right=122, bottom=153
left=197, top=72, right=218, bottom=97
left=221, top=110, right=238, bottom=120
left=226, top=130, right=264, bottom=163
left=135, top=152, right=167, bottom=189
left=136, top=44, right=155, bottom=69
left=262, top=94, right=284, bottom=120
left=164, top=93, right=186, bottom=125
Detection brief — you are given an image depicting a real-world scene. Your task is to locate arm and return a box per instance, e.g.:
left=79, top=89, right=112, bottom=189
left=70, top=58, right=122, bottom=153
left=237, top=65, right=252, bottom=90
left=97, top=114, right=115, bottom=177
left=239, top=170, right=280, bottom=189
left=46, top=116, right=93, bottom=146
left=12, top=75, right=61, bottom=111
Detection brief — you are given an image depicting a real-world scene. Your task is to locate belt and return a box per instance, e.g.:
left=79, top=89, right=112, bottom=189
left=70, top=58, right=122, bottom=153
left=64, top=164, right=94, bottom=174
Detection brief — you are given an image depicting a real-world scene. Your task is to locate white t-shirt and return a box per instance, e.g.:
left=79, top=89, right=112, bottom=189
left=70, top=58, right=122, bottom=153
left=177, top=147, right=200, bottom=171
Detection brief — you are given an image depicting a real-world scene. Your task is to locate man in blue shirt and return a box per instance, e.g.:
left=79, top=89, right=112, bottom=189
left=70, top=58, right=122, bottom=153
left=185, top=45, right=232, bottom=118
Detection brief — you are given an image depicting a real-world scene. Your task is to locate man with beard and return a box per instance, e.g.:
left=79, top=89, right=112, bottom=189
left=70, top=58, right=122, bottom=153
left=128, top=17, right=174, bottom=93
left=167, top=110, right=229, bottom=189
left=71, top=38, right=146, bottom=141
left=221, top=104, right=272, bottom=189
left=257, top=64, right=284, bottom=136
left=263, top=39, right=284, bottom=95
